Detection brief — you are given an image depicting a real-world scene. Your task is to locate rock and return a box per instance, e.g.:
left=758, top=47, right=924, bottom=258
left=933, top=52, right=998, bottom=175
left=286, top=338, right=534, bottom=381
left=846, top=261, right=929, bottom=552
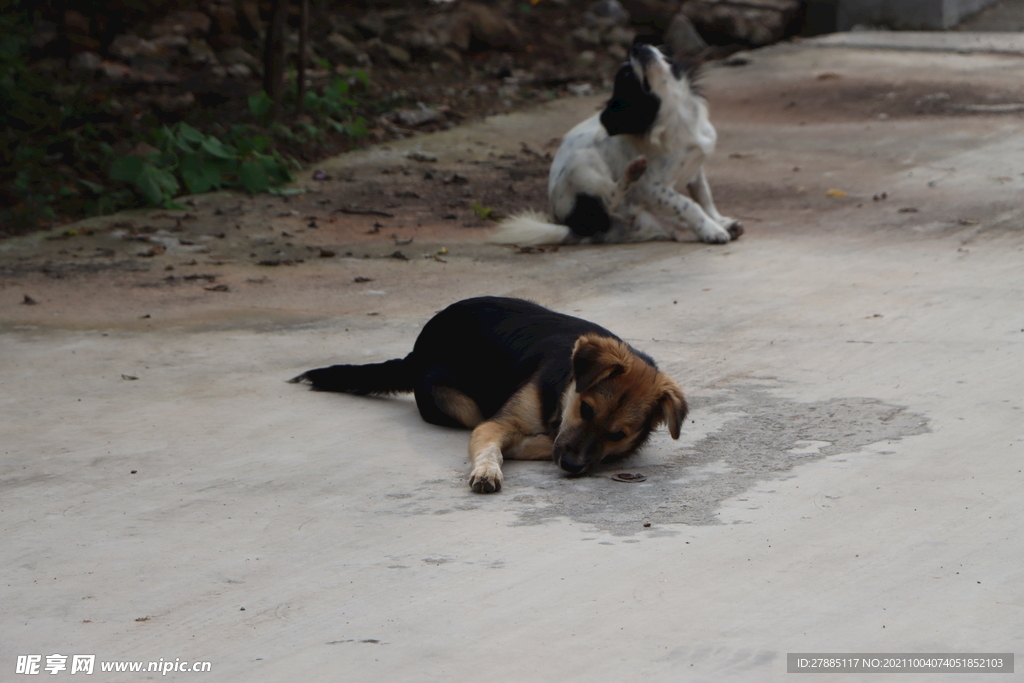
left=98, top=60, right=133, bottom=80
left=153, top=34, right=189, bottom=51
left=393, top=29, right=441, bottom=53
left=382, top=42, right=411, bottom=65
left=63, top=10, right=100, bottom=52
left=69, top=51, right=101, bottom=72
left=186, top=39, right=218, bottom=66
left=328, top=16, right=362, bottom=42
left=282, top=33, right=323, bottom=67
left=218, top=47, right=260, bottom=70
left=619, top=0, right=682, bottom=34
left=440, top=48, right=463, bottom=64
left=150, top=11, right=212, bottom=39
left=108, top=34, right=161, bottom=62
left=153, top=91, right=196, bottom=112
left=664, top=12, right=707, bottom=58
left=326, top=33, right=366, bottom=63
left=327, top=32, right=359, bottom=54
left=589, top=0, right=630, bottom=23
left=225, top=63, right=252, bottom=78
left=682, top=0, right=799, bottom=46
left=571, top=26, right=602, bottom=47
left=603, top=25, right=635, bottom=46
left=63, top=10, right=91, bottom=35
left=100, top=61, right=179, bottom=84
left=388, top=106, right=445, bottom=128
left=364, top=38, right=411, bottom=66
left=447, top=2, right=522, bottom=52
left=356, top=14, right=388, bottom=39
left=201, top=0, right=238, bottom=36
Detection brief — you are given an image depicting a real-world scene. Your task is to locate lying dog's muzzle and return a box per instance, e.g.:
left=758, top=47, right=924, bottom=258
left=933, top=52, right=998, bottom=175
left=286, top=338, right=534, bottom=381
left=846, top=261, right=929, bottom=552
left=552, top=438, right=597, bottom=475
left=556, top=455, right=587, bottom=475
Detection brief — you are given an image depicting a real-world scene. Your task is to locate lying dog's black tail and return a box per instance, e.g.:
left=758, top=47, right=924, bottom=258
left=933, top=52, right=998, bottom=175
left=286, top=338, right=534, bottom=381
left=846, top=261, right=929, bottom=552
left=288, top=355, right=415, bottom=395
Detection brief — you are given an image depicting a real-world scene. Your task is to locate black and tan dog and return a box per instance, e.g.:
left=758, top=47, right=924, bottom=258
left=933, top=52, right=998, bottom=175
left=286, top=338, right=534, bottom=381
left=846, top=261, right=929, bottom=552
left=289, top=296, right=687, bottom=493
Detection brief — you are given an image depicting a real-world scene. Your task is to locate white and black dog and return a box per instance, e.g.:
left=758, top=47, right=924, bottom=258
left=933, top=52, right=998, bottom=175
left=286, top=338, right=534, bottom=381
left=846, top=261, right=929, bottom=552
left=493, top=43, right=742, bottom=245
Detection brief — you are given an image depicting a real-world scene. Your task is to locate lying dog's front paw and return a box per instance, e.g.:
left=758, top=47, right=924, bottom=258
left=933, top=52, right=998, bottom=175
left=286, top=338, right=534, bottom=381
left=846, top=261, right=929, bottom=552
left=469, top=465, right=503, bottom=493
left=724, top=219, right=744, bottom=240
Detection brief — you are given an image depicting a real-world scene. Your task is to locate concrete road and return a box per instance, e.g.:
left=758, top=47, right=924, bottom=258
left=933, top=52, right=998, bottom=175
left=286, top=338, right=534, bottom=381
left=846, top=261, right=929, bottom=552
left=3, top=35, right=1023, bottom=682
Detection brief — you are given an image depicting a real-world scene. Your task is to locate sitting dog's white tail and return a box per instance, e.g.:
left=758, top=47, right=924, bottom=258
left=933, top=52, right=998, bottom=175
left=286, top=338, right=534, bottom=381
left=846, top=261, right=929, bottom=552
left=489, top=211, right=571, bottom=246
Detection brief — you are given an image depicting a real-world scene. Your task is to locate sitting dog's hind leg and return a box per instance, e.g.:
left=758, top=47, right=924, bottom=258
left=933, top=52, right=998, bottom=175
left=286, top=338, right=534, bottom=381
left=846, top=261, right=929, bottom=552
left=607, top=156, right=647, bottom=214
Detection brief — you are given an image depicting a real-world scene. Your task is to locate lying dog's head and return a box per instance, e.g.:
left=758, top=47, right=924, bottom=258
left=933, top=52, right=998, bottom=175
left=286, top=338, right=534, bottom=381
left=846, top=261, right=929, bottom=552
left=552, top=334, right=688, bottom=474
left=600, top=43, right=700, bottom=138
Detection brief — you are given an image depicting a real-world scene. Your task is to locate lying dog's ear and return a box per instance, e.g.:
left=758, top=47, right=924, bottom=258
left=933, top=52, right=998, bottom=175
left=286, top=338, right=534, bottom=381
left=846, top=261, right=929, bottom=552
left=572, top=335, right=625, bottom=393
left=654, top=378, right=688, bottom=439
left=600, top=63, right=660, bottom=137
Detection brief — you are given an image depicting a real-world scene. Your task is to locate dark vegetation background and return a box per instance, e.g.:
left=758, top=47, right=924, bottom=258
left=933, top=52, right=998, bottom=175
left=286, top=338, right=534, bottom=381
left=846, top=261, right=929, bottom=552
left=1, top=0, right=805, bottom=235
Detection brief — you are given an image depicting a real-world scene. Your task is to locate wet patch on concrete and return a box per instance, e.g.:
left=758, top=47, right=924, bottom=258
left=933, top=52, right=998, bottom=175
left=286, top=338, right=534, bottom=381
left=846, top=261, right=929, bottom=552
left=503, top=387, right=929, bottom=535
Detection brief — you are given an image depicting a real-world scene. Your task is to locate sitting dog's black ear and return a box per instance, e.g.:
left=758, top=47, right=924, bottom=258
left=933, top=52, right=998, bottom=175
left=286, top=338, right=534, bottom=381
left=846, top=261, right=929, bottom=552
left=600, top=63, right=660, bottom=137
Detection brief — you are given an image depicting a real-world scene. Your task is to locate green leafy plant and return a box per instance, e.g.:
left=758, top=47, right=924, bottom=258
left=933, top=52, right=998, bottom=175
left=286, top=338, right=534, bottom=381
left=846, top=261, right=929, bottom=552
left=472, top=201, right=496, bottom=221
left=248, top=91, right=273, bottom=123
left=301, top=72, right=370, bottom=138
left=108, top=123, right=294, bottom=207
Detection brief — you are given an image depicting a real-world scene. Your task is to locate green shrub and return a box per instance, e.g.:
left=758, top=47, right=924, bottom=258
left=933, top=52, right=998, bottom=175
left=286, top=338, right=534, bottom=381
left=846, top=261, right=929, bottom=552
left=108, top=123, right=294, bottom=207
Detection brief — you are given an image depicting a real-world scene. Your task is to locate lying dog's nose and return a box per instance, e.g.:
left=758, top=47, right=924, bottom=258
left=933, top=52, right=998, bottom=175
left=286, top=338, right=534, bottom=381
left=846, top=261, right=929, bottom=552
left=557, top=457, right=586, bottom=475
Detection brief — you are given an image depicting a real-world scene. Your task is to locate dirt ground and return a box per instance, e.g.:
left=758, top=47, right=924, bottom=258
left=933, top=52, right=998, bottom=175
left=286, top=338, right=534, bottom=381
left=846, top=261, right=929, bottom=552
left=4, top=43, right=1023, bottom=331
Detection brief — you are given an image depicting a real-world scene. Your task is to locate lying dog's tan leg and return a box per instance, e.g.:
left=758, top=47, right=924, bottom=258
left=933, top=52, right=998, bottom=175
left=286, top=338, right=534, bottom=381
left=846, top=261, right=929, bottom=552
left=467, top=382, right=547, bottom=493
left=505, top=434, right=555, bottom=460
left=433, top=386, right=484, bottom=428
left=468, top=420, right=509, bottom=493
left=469, top=427, right=552, bottom=492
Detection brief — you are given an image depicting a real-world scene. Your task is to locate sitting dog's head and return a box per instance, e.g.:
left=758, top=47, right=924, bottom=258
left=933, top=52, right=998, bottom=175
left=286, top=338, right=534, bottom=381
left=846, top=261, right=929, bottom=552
left=553, top=334, right=688, bottom=474
left=600, top=43, right=700, bottom=138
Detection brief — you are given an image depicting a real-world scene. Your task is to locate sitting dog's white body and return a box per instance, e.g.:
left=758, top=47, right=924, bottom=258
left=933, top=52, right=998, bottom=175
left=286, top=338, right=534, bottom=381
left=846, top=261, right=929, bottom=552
left=494, top=44, right=742, bottom=245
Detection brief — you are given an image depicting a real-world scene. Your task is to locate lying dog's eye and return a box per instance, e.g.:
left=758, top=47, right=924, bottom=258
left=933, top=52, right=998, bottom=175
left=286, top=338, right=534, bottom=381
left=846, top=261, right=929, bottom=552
left=579, top=401, right=595, bottom=420
left=607, top=431, right=627, bottom=442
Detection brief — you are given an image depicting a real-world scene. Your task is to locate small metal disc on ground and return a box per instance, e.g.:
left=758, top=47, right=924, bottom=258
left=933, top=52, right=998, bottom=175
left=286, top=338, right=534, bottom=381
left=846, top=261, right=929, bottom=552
left=611, top=473, right=647, bottom=483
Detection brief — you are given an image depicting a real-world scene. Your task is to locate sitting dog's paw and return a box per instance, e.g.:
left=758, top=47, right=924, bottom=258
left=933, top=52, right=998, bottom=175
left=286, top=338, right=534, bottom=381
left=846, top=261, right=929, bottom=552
left=702, top=228, right=731, bottom=244
left=469, top=465, right=503, bottom=493
left=724, top=219, right=744, bottom=240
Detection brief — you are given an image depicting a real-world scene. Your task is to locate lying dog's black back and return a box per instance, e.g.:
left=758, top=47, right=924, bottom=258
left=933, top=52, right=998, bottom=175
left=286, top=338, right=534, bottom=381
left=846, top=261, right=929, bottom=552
left=291, top=296, right=654, bottom=431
